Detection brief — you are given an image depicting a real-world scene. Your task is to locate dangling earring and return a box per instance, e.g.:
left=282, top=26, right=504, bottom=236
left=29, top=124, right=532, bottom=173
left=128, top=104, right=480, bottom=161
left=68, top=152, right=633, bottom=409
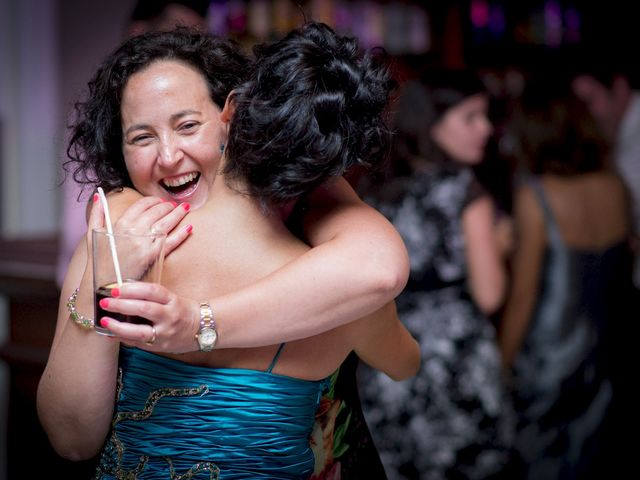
left=219, top=143, right=225, bottom=154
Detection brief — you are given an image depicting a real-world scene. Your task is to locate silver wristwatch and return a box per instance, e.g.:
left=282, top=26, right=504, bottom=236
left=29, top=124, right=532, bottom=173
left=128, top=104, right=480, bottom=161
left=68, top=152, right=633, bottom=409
left=195, top=302, right=218, bottom=352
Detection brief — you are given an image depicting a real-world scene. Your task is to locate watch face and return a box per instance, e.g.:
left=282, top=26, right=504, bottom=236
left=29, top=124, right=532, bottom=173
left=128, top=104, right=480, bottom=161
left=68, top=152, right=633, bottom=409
left=199, top=327, right=218, bottom=348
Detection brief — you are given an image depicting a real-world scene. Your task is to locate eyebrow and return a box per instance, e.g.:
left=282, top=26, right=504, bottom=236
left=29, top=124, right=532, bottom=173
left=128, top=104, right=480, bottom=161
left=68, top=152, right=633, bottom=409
left=124, top=109, right=202, bottom=136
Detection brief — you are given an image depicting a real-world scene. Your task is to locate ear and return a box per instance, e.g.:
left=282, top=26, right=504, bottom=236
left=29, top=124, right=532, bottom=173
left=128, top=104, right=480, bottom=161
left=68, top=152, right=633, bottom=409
left=220, top=92, right=236, bottom=124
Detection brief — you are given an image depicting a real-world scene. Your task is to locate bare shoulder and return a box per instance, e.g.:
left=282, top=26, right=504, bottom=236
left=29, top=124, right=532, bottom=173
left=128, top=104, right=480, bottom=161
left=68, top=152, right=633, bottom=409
left=106, top=187, right=143, bottom=208
left=105, top=187, right=145, bottom=221
left=513, top=183, right=545, bottom=233
left=600, top=170, right=629, bottom=194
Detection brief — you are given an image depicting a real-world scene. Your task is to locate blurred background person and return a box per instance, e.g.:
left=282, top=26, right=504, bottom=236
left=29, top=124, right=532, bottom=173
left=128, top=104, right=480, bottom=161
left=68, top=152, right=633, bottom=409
left=56, top=0, right=209, bottom=287
left=499, top=77, right=635, bottom=479
left=358, top=69, right=514, bottom=480
left=571, top=58, right=640, bottom=291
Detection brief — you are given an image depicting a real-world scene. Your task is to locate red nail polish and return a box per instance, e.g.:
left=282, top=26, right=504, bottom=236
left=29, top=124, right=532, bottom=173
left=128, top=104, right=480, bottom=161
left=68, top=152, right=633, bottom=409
left=171, top=201, right=178, bottom=208
left=186, top=224, right=193, bottom=234
left=93, top=193, right=99, bottom=203
left=182, top=203, right=190, bottom=211
left=111, top=288, right=120, bottom=297
left=99, top=298, right=109, bottom=308
left=100, top=318, right=109, bottom=328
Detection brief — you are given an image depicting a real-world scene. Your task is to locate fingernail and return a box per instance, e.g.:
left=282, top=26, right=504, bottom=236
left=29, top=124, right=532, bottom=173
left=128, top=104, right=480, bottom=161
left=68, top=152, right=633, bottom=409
left=99, top=298, right=109, bottom=308
left=181, top=203, right=190, bottom=212
left=93, top=193, right=99, bottom=203
left=185, top=224, right=193, bottom=234
left=100, top=318, right=109, bottom=328
left=111, top=288, right=120, bottom=297
left=171, top=201, right=178, bottom=208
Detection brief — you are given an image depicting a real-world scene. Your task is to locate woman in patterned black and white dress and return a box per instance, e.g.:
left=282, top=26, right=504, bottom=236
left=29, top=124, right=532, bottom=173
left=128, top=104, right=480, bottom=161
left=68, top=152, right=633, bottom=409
left=359, top=70, right=515, bottom=480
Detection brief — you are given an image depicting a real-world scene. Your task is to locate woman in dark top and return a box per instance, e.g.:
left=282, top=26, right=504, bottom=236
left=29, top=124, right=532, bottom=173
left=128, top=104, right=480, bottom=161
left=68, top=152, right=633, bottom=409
left=359, top=70, right=515, bottom=480
left=499, top=78, right=635, bottom=479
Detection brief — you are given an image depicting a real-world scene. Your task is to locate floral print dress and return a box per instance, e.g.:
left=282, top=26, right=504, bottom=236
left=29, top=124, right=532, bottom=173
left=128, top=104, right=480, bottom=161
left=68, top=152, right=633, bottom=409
left=310, top=352, right=387, bottom=479
left=359, top=164, right=514, bottom=480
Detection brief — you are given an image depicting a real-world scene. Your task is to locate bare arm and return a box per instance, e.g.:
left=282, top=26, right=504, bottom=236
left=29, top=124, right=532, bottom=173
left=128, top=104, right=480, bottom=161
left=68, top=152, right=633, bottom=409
left=104, top=177, right=410, bottom=350
left=37, top=198, right=120, bottom=461
left=210, top=177, right=409, bottom=346
left=498, top=185, right=546, bottom=369
left=463, top=194, right=509, bottom=315
left=37, top=192, right=191, bottom=460
left=352, top=302, right=420, bottom=381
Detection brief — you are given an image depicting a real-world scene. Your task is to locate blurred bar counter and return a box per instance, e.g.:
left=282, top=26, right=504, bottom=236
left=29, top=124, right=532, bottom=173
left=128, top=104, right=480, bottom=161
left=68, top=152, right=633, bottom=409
left=0, top=235, right=96, bottom=477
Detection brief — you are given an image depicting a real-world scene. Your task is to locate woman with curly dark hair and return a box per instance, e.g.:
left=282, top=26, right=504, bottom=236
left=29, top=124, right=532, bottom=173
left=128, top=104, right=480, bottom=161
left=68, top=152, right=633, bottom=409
left=38, top=24, right=419, bottom=478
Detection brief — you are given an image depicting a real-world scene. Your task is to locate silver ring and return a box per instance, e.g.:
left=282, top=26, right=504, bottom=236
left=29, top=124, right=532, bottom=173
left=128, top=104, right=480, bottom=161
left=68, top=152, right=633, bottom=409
left=145, top=326, right=157, bottom=346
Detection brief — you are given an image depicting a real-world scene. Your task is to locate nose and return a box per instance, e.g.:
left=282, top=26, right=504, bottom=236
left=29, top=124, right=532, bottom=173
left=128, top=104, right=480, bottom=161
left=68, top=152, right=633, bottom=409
left=157, top=135, right=184, bottom=167
left=480, top=116, right=494, bottom=137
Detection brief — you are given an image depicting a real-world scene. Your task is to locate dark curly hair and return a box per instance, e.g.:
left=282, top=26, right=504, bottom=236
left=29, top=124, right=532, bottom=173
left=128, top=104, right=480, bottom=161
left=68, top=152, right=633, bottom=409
left=224, top=22, right=396, bottom=207
left=65, top=27, right=249, bottom=194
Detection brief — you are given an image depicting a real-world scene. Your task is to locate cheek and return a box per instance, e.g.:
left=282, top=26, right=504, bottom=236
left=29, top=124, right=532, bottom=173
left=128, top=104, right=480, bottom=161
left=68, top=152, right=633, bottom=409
left=190, top=129, right=224, bottom=170
left=432, top=122, right=462, bottom=154
left=123, top=151, right=154, bottom=192
left=434, top=122, right=485, bottom=163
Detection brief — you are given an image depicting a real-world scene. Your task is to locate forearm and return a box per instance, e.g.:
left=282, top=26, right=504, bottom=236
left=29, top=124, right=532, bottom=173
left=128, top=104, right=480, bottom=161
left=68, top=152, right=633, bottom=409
left=464, top=196, right=508, bottom=315
left=498, top=295, right=535, bottom=370
left=468, top=261, right=507, bottom=315
left=37, top=249, right=118, bottom=460
left=38, top=327, right=119, bottom=460
left=354, top=302, right=420, bottom=381
left=214, top=234, right=407, bottom=348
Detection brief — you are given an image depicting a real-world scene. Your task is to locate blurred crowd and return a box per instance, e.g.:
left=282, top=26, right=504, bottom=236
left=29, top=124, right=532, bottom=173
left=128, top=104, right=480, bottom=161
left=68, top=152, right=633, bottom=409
left=355, top=51, right=639, bottom=479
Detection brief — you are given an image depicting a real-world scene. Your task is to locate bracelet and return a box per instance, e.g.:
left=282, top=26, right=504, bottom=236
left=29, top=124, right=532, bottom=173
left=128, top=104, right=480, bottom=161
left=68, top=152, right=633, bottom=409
left=67, top=287, right=95, bottom=329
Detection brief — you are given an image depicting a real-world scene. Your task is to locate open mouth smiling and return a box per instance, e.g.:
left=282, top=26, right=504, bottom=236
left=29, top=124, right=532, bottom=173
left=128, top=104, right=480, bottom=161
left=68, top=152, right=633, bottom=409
left=161, top=171, right=201, bottom=199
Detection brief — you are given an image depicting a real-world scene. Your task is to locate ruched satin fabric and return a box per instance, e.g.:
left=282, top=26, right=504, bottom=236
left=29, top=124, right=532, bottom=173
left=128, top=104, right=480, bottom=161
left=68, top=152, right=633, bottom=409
left=95, top=347, right=328, bottom=479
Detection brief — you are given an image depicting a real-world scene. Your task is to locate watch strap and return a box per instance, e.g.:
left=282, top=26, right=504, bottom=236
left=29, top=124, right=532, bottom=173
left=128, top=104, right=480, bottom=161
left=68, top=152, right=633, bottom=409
left=199, top=301, right=214, bottom=330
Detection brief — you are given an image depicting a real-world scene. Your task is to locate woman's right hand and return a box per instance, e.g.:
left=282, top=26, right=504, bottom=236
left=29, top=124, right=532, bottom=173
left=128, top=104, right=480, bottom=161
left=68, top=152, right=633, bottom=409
left=87, top=188, right=193, bottom=258
left=94, top=281, right=201, bottom=354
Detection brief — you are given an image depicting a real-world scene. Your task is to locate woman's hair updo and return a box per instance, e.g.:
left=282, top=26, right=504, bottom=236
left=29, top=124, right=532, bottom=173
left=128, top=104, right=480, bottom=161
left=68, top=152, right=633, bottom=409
left=224, top=21, right=396, bottom=207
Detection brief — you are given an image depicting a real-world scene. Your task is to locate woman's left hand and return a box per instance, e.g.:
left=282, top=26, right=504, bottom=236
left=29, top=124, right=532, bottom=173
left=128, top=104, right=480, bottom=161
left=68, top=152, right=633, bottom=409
left=96, top=281, right=200, bottom=354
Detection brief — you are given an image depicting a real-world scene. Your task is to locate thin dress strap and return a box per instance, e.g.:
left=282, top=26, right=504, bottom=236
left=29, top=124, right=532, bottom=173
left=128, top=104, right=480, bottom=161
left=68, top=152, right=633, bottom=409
left=266, top=343, right=286, bottom=373
left=528, top=176, right=563, bottom=247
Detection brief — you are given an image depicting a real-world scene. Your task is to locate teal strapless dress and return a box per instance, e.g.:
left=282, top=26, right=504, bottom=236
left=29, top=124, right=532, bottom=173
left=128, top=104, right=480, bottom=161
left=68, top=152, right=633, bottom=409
left=95, top=346, right=329, bottom=479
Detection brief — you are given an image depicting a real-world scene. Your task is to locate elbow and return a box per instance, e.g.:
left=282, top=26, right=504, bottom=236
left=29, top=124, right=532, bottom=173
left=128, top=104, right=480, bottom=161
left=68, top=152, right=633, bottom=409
left=40, top=424, right=104, bottom=462
left=472, top=282, right=507, bottom=317
left=375, top=265, right=409, bottom=300
left=36, top=392, right=104, bottom=462
left=475, top=295, right=504, bottom=317
left=52, top=442, right=100, bottom=463
left=38, top=417, right=103, bottom=462
left=370, top=246, right=410, bottom=299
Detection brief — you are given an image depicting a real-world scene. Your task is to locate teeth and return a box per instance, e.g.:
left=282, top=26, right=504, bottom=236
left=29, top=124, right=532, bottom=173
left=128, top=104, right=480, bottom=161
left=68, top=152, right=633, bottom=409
left=163, top=172, right=198, bottom=188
